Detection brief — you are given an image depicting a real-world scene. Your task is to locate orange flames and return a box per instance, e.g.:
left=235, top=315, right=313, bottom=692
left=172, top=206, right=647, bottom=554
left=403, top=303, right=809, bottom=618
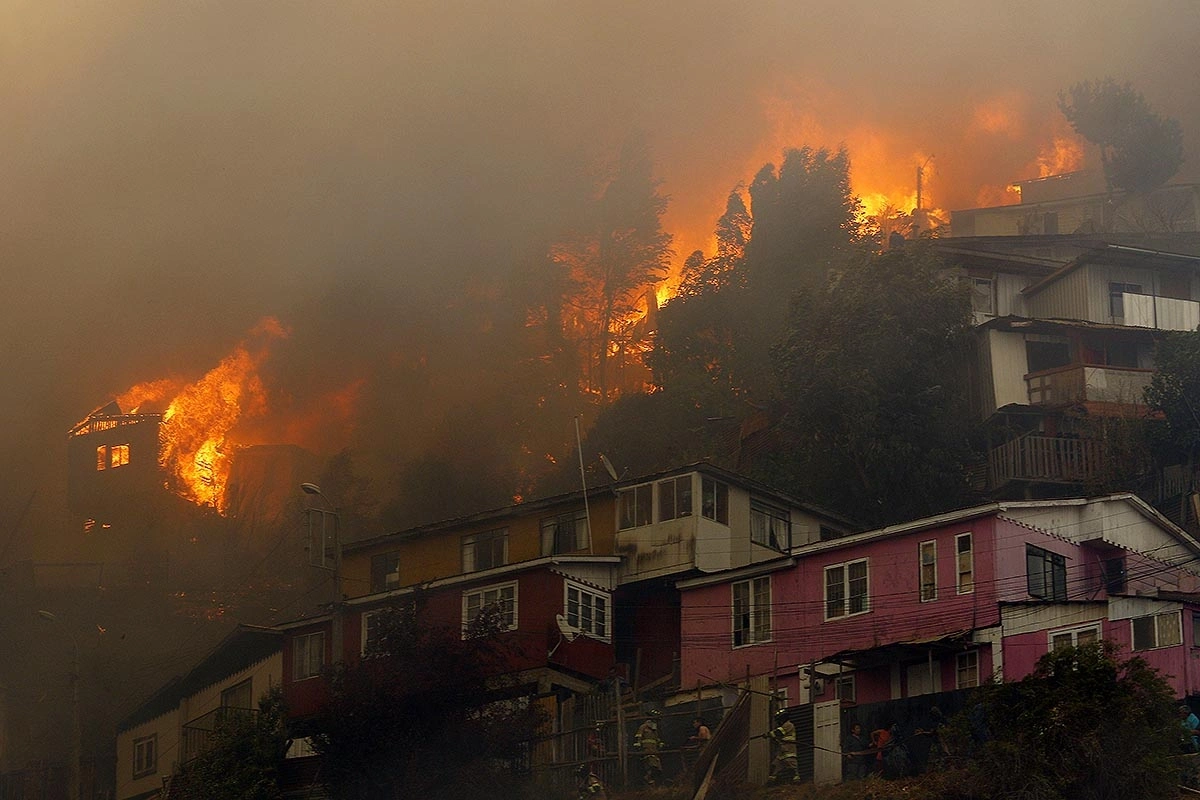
left=117, top=318, right=289, bottom=512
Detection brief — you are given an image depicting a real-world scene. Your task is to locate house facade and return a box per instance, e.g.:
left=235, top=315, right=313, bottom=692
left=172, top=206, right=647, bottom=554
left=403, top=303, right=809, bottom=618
left=114, top=626, right=281, bottom=800
left=676, top=495, right=1200, bottom=782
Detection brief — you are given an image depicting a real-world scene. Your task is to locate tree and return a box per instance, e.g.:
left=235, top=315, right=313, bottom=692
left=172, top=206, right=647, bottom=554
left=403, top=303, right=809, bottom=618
left=768, top=242, right=980, bottom=526
left=310, top=599, right=545, bottom=800
left=1059, top=79, right=1184, bottom=195
left=169, top=687, right=288, bottom=800
left=551, top=136, right=673, bottom=400
left=961, top=641, right=1179, bottom=800
left=1146, top=328, right=1200, bottom=456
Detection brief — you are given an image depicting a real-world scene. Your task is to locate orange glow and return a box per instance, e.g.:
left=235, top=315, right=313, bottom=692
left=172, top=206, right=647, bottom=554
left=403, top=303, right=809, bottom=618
left=1035, top=135, right=1084, bottom=177
left=113, top=317, right=289, bottom=512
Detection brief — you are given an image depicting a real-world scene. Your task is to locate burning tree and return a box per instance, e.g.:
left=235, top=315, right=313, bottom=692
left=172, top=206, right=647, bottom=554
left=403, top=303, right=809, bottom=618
left=551, top=136, right=673, bottom=400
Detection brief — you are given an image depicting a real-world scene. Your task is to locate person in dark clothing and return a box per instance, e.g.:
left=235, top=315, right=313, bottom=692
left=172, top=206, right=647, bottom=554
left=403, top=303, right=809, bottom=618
left=842, top=722, right=871, bottom=780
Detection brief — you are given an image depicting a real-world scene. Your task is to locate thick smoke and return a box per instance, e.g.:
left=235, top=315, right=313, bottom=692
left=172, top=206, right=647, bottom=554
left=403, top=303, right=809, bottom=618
left=2, top=1, right=1199, bottom=552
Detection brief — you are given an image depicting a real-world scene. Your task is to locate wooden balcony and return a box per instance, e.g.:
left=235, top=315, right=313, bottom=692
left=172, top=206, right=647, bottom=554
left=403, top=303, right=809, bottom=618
left=1025, top=365, right=1153, bottom=407
left=181, top=707, right=256, bottom=763
left=988, top=433, right=1105, bottom=488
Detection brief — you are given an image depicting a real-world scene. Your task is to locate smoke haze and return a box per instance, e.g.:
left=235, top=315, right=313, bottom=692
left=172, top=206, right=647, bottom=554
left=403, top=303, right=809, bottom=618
left=3, top=0, right=1199, bottom=547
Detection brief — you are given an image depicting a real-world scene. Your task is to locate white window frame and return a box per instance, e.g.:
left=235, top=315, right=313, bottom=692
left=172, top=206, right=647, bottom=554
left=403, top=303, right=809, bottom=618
left=564, top=581, right=610, bottom=640
left=462, top=528, right=508, bottom=573
left=919, top=540, right=937, bottom=602
left=956, top=532, right=974, bottom=594
left=956, top=651, right=979, bottom=689
left=1048, top=623, right=1101, bottom=652
left=657, top=475, right=694, bottom=521
left=732, top=576, right=772, bottom=647
left=1132, top=610, right=1183, bottom=651
left=969, top=276, right=995, bottom=315
left=618, top=484, right=653, bottom=530
left=701, top=476, right=729, bottom=524
left=361, top=609, right=382, bottom=655
left=292, top=631, right=326, bottom=680
left=541, top=509, right=590, bottom=556
left=824, top=558, right=870, bottom=620
left=750, top=500, right=790, bottom=551
left=834, top=674, right=856, bottom=702
left=133, top=734, right=157, bottom=778
left=462, top=581, right=518, bottom=633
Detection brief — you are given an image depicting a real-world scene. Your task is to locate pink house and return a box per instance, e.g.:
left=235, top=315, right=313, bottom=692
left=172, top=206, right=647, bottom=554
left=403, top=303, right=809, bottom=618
left=677, top=494, right=1200, bottom=783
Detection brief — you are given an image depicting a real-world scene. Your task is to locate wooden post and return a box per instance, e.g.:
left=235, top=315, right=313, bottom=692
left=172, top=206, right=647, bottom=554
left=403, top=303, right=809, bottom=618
left=615, top=679, right=627, bottom=786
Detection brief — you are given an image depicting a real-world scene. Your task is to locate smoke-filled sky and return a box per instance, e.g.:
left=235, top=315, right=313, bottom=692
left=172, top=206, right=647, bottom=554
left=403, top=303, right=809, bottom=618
left=3, top=0, right=1200, bottom=549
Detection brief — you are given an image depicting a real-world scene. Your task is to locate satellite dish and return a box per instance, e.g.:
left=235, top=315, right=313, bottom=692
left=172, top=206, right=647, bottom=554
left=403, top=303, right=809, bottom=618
left=600, top=453, right=620, bottom=482
left=555, top=614, right=578, bottom=642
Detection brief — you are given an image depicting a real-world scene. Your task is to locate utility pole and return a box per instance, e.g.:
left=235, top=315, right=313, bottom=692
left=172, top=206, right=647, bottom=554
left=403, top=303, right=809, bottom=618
left=37, top=611, right=80, bottom=800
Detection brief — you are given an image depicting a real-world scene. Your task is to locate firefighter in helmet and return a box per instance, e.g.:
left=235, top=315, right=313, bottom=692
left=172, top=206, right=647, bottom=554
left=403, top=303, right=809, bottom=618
left=633, top=708, right=665, bottom=786
left=769, top=707, right=799, bottom=783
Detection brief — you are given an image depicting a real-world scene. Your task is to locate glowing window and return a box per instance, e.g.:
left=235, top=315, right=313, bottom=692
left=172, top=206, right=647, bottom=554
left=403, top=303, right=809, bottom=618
left=96, top=446, right=107, bottom=471
left=110, top=444, right=130, bottom=468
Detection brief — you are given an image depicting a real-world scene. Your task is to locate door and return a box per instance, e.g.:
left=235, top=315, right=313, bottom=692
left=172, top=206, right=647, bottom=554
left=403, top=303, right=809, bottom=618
left=813, top=700, right=842, bottom=785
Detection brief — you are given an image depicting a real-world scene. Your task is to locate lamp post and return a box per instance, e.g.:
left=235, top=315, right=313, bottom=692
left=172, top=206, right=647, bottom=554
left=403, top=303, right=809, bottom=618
left=36, top=610, right=80, bottom=800
left=301, top=483, right=342, bottom=663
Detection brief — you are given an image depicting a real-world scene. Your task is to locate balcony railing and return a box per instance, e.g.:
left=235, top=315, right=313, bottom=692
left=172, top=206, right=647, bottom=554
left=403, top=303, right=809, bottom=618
left=988, top=433, right=1105, bottom=488
left=1026, top=365, right=1153, bottom=407
left=181, top=707, right=256, bottom=763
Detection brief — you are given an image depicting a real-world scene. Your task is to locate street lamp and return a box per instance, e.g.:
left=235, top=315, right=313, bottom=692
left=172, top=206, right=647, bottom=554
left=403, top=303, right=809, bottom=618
left=36, top=611, right=80, bottom=800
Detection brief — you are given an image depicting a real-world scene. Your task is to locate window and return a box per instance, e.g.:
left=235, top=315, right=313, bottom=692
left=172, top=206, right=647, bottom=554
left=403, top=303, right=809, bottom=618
left=750, top=500, right=790, bottom=551
left=1109, top=282, right=1143, bottom=319
left=370, top=552, right=401, bottom=593
left=1102, top=557, right=1126, bottom=594
left=133, top=734, right=157, bottom=778
left=969, top=277, right=995, bottom=315
left=1025, top=339, right=1071, bottom=373
left=293, top=631, right=326, bottom=680
left=96, top=445, right=106, bottom=471
left=220, top=679, right=253, bottom=709
left=463, top=582, right=517, bottom=631
left=565, top=582, right=609, bottom=638
left=701, top=476, right=729, bottom=524
left=1132, top=611, right=1182, bottom=651
left=732, top=576, right=771, bottom=647
left=956, top=533, right=974, bottom=594
left=956, top=651, right=979, bottom=688
left=1026, top=545, right=1067, bottom=601
left=1193, top=612, right=1200, bottom=648
left=1050, top=624, right=1100, bottom=651
left=824, top=559, right=869, bottom=620
left=541, top=509, right=589, bottom=555
left=618, top=484, right=653, bottom=530
left=657, top=475, right=693, bottom=521
left=361, top=609, right=383, bottom=654
left=462, top=528, right=508, bottom=572
left=919, top=540, right=937, bottom=602
left=95, top=443, right=130, bottom=470
left=834, top=674, right=856, bottom=703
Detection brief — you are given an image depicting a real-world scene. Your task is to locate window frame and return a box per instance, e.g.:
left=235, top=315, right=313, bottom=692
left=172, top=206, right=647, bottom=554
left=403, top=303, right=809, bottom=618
left=732, top=576, right=772, bottom=647
left=618, top=484, right=653, bottom=530
left=657, top=475, right=694, bottom=521
left=750, top=499, right=790, bottom=551
left=1026, top=544, right=1067, bottom=601
left=956, top=533, right=974, bottom=594
left=369, top=551, right=401, bottom=594
left=969, top=276, right=995, bottom=315
left=956, top=651, right=979, bottom=688
left=701, top=476, right=729, bottom=525
left=132, top=734, right=157, bottom=779
left=1109, top=281, right=1143, bottom=319
left=541, top=509, right=590, bottom=556
left=220, top=678, right=253, bottom=710
left=834, top=674, right=856, bottom=703
left=462, top=528, right=508, bottom=573
left=292, top=631, right=327, bottom=681
left=1132, top=610, right=1183, bottom=651
left=824, top=558, right=870, bottom=621
left=564, top=581, right=610, bottom=640
left=462, top=581, right=519, bottom=633
left=919, top=540, right=937, bottom=602
left=361, top=609, right=382, bottom=655
left=1048, top=623, right=1100, bottom=651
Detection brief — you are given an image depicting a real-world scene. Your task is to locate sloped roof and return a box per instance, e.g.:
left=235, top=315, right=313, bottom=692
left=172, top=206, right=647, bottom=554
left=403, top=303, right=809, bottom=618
left=1023, top=243, right=1200, bottom=298
left=117, top=625, right=281, bottom=732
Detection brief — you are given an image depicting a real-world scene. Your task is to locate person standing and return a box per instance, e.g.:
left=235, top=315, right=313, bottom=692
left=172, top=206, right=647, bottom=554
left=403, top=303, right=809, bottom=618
left=842, top=722, right=870, bottom=780
left=634, top=709, right=664, bottom=786
left=769, top=708, right=799, bottom=783
left=1181, top=705, right=1199, bottom=752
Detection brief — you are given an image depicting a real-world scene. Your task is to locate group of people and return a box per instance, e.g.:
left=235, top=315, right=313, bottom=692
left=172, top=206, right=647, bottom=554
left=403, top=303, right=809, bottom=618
left=577, top=711, right=713, bottom=797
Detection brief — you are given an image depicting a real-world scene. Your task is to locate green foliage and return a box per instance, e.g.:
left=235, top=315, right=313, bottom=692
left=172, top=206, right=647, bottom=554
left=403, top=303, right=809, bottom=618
left=1146, top=328, right=1200, bottom=455
left=169, top=687, right=288, bottom=800
left=1059, top=79, right=1184, bottom=194
left=963, top=641, right=1180, bottom=800
left=768, top=242, right=979, bottom=526
left=311, top=599, right=546, bottom=800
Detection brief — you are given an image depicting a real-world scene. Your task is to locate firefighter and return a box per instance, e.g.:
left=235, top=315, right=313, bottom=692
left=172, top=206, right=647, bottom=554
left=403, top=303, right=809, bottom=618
left=633, top=709, right=664, bottom=786
left=769, top=707, right=799, bottom=783
left=576, top=763, right=607, bottom=799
